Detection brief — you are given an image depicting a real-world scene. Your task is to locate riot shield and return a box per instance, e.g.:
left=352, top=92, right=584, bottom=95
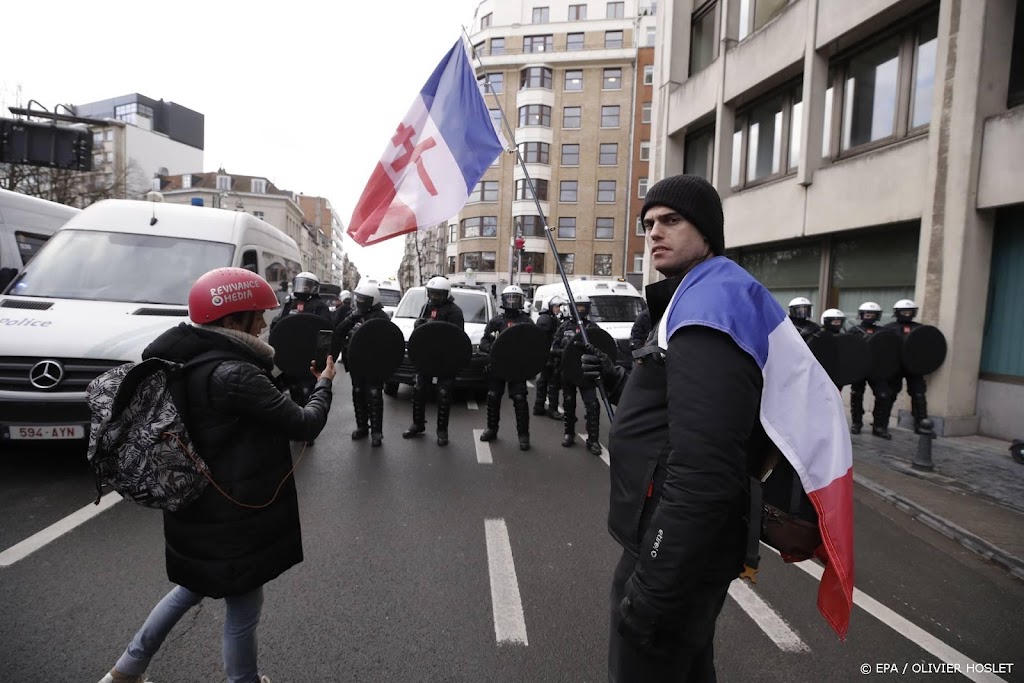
left=408, top=321, right=472, bottom=378
left=561, top=327, right=617, bottom=386
left=902, top=325, right=947, bottom=376
left=269, top=312, right=335, bottom=379
left=833, top=333, right=871, bottom=387
left=488, top=323, right=550, bottom=383
left=348, top=318, right=406, bottom=381
left=867, top=329, right=903, bottom=381
left=806, top=332, right=839, bottom=385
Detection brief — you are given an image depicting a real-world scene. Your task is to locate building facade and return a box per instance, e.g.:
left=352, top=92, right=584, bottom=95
left=398, top=223, right=447, bottom=291
left=453, top=0, right=657, bottom=297
left=650, top=0, right=1024, bottom=438
left=298, top=194, right=344, bottom=285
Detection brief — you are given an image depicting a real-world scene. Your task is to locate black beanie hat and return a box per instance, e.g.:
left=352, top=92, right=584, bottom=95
left=640, top=174, right=725, bottom=256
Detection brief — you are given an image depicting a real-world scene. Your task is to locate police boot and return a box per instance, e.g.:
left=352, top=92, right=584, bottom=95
left=351, top=386, right=369, bottom=440
left=533, top=377, right=548, bottom=416
left=547, top=380, right=562, bottom=420
left=436, top=386, right=452, bottom=446
left=561, top=389, right=577, bottom=447
left=480, top=391, right=501, bottom=442
left=850, top=386, right=864, bottom=435
left=871, top=397, right=893, bottom=440
left=403, top=387, right=426, bottom=438
left=369, top=386, right=384, bottom=448
left=584, top=401, right=602, bottom=456
left=911, top=393, right=935, bottom=438
left=511, top=393, right=530, bottom=451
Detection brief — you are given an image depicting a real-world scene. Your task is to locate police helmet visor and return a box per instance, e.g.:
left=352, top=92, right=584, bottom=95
left=426, top=288, right=446, bottom=304
left=501, top=293, right=524, bottom=310
left=895, top=309, right=916, bottom=320
left=576, top=302, right=590, bottom=317
left=826, top=318, right=844, bottom=331
left=790, top=305, right=811, bottom=320
left=293, top=276, right=318, bottom=298
left=859, top=310, right=878, bottom=322
left=354, top=293, right=373, bottom=312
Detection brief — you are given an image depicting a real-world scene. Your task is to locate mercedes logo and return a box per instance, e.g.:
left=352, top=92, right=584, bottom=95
left=29, top=360, right=64, bottom=390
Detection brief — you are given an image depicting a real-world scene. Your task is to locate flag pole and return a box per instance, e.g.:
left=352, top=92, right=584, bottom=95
left=461, top=29, right=615, bottom=421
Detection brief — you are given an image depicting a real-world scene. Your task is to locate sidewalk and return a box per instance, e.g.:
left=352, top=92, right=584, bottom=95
left=850, top=427, right=1024, bottom=581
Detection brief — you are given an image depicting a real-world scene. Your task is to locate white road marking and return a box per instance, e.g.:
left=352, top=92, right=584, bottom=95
left=0, top=492, right=122, bottom=568
left=473, top=429, right=493, bottom=464
left=467, top=399, right=478, bottom=410
left=484, top=518, right=529, bottom=645
left=578, top=434, right=610, bottom=466
left=526, top=381, right=535, bottom=389
left=727, top=579, right=810, bottom=652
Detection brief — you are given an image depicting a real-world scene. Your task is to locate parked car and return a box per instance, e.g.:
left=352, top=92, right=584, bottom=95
left=383, top=285, right=495, bottom=395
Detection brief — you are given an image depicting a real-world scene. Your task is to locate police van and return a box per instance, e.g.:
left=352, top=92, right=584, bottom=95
left=0, top=199, right=302, bottom=443
left=0, top=188, right=80, bottom=291
left=532, top=279, right=648, bottom=365
left=357, top=276, right=402, bottom=318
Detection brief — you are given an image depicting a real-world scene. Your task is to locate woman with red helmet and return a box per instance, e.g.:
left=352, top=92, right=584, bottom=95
left=97, top=267, right=336, bottom=683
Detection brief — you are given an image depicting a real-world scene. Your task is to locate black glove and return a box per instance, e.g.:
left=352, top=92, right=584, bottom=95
left=580, top=342, right=615, bottom=383
left=617, top=574, right=666, bottom=655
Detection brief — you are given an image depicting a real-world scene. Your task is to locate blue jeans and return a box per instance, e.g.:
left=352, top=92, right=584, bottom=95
left=115, top=584, right=264, bottom=683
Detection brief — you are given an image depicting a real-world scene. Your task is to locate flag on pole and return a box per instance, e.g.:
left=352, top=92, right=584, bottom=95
left=658, top=256, right=855, bottom=639
left=347, top=38, right=507, bottom=247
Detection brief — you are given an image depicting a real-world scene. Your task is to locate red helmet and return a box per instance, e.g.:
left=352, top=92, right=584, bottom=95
left=188, top=267, right=280, bottom=323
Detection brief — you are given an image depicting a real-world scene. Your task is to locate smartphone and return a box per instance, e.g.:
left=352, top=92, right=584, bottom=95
left=314, top=330, right=333, bottom=370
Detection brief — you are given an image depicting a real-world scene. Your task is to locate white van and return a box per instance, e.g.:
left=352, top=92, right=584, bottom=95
left=0, top=199, right=302, bottom=443
left=357, top=276, right=402, bottom=318
left=0, top=188, right=80, bottom=290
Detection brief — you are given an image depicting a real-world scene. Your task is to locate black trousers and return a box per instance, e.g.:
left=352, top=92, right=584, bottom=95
left=486, top=377, right=528, bottom=398
left=608, top=551, right=730, bottom=683
left=413, top=374, right=455, bottom=394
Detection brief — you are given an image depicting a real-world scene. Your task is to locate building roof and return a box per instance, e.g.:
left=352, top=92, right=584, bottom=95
left=157, top=170, right=284, bottom=195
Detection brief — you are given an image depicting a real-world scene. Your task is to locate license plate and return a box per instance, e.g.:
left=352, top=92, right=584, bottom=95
left=9, top=425, right=85, bottom=440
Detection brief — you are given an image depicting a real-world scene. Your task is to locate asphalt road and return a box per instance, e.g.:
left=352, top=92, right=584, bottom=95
left=1, top=375, right=1022, bottom=682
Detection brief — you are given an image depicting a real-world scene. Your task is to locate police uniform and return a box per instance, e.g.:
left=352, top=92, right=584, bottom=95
left=479, top=286, right=535, bottom=451
left=533, top=298, right=563, bottom=418
left=551, top=298, right=603, bottom=455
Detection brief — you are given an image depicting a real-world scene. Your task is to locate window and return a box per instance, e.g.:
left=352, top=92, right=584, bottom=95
left=636, top=217, right=645, bottom=236
left=646, top=25, right=657, bottom=46
left=447, top=255, right=456, bottom=273
left=519, top=215, right=545, bottom=236
left=525, top=35, right=553, bottom=52
left=473, top=41, right=486, bottom=58
left=567, top=32, right=585, bottom=50
left=489, top=109, right=503, bottom=130
left=450, top=225, right=458, bottom=243
left=829, top=226, right=918, bottom=316
left=603, top=68, right=622, bottom=90
left=597, top=180, right=616, bottom=202
left=638, top=178, right=648, bottom=198
left=737, top=0, right=789, bottom=41
left=560, top=253, right=576, bottom=275
left=461, top=216, right=498, bottom=238
left=516, top=178, right=548, bottom=200
left=468, top=181, right=499, bottom=202
left=251, top=178, right=267, bottom=194
left=480, top=73, right=504, bottom=94
left=605, top=30, right=624, bottom=48
left=519, top=104, right=552, bottom=127
left=737, top=242, right=821, bottom=311
left=569, top=4, right=587, bottom=20
left=461, top=252, right=498, bottom=272
left=519, top=141, right=550, bottom=164
left=565, top=70, right=583, bottom=91
left=491, top=37, right=505, bottom=54
left=841, top=35, right=900, bottom=150
left=599, top=143, right=618, bottom=165
left=522, top=251, right=546, bottom=273
left=462, top=252, right=480, bottom=271
left=641, top=102, right=652, bottom=123
left=181, top=174, right=192, bottom=189
left=520, top=67, right=553, bottom=90
left=481, top=13, right=492, bottom=29
left=596, top=218, right=615, bottom=240
left=253, top=210, right=265, bottom=220
left=1010, top=1, right=1024, bottom=107
left=684, top=126, right=715, bottom=180
left=532, top=6, right=549, bottom=23
left=563, top=106, right=582, bottom=128
left=151, top=178, right=161, bottom=192
left=643, top=65, right=654, bottom=85
left=560, top=180, right=579, bottom=202
left=607, top=1, right=625, bottom=18
left=601, top=105, right=620, bottom=127
left=731, top=84, right=801, bottom=188
left=910, top=14, right=939, bottom=129
left=561, top=144, right=580, bottom=166
left=633, top=252, right=645, bottom=272
left=594, top=254, right=614, bottom=276
left=105, top=129, right=113, bottom=141
left=558, top=217, right=577, bottom=239
left=789, top=88, right=802, bottom=171
left=640, top=140, right=651, bottom=161
left=216, top=175, right=231, bottom=191
left=690, top=1, right=720, bottom=75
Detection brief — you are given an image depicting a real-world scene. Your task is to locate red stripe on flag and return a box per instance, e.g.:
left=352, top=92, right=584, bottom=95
left=807, top=468, right=855, bottom=640
left=347, top=164, right=418, bottom=247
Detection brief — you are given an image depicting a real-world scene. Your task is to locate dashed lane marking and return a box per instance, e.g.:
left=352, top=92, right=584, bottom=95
left=578, top=434, right=610, bottom=466
left=727, top=579, right=810, bottom=652
left=467, top=399, right=478, bottom=410
left=0, top=492, right=122, bottom=568
left=473, top=429, right=493, bottom=464
left=484, top=518, right=529, bottom=645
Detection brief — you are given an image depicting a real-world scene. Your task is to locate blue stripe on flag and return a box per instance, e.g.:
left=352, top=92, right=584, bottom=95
left=664, top=257, right=787, bottom=369
left=420, top=39, right=505, bottom=193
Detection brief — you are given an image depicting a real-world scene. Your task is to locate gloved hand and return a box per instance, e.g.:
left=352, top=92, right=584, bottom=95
left=617, top=574, right=665, bottom=655
left=580, top=342, right=615, bottom=383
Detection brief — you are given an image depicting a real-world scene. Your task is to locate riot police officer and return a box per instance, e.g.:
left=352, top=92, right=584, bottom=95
left=820, top=308, right=846, bottom=334
left=271, top=272, right=332, bottom=327
left=551, top=293, right=603, bottom=455
left=533, top=295, right=564, bottom=418
left=881, top=299, right=933, bottom=437
left=403, top=276, right=465, bottom=446
left=480, top=285, right=536, bottom=451
left=331, top=289, right=352, bottom=327
left=788, top=296, right=821, bottom=341
left=848, top=301, right=894, bottom=438
left=333, top=283, right=390, bottom=447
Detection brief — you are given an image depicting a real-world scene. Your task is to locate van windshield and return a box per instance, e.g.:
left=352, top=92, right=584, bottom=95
left=377, top=288, right=402, bottom=307
left=6, top=229, right=235, bottom=304
left=394, top=288, right=490, bottom=324
left=590, top=295, right=647, bottom=323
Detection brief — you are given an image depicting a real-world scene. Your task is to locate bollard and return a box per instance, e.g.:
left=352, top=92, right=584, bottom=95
left=912, top=418, right=935, bottom=471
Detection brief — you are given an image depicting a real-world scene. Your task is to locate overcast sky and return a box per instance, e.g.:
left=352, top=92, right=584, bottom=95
left=1, top=0, right=483, bottom=279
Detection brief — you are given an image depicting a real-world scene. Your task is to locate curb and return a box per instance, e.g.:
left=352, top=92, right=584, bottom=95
left=853, top=472, right=1024, bottom=582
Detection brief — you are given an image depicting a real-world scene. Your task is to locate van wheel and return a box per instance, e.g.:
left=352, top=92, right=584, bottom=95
left=383, top=382, right=399, bottom=397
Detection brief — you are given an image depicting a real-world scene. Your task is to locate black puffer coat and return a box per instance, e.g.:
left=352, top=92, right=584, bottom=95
left=142, top=322, right=332, bottom=598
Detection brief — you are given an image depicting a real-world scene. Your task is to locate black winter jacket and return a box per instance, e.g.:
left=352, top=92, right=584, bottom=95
left=479, top=311, right=534, bottom=353
left=414, top=297, right=465, bottom=329
left=535, top=310, right=560, bottom=343
left=142, top=323, right=332, bottom=598
left=606, top=276, right=763, bottom=615
left=273, top=295, right=332, bottom=329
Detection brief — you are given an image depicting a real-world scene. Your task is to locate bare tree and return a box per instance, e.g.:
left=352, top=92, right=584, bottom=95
left=0, top=159, right=145, bottom=208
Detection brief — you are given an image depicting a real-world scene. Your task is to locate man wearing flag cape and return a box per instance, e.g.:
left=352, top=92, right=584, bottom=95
left=582, top=175, right=854, bottom=681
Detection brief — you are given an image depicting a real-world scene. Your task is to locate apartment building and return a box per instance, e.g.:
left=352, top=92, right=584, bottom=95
left=451, top=0, right=656, bottom=296
left=298, top=194, right=345, bottom=285
left=650, top=0, right=1024, bottom=438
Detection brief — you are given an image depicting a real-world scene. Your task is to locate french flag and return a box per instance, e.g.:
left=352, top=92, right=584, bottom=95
left=657, top=256, right=855, bottom=639
left=347, top=38, right=507, bottom=247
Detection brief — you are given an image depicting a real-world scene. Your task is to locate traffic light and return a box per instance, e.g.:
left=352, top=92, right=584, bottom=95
left=0, top=117, right=93, bottom=171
